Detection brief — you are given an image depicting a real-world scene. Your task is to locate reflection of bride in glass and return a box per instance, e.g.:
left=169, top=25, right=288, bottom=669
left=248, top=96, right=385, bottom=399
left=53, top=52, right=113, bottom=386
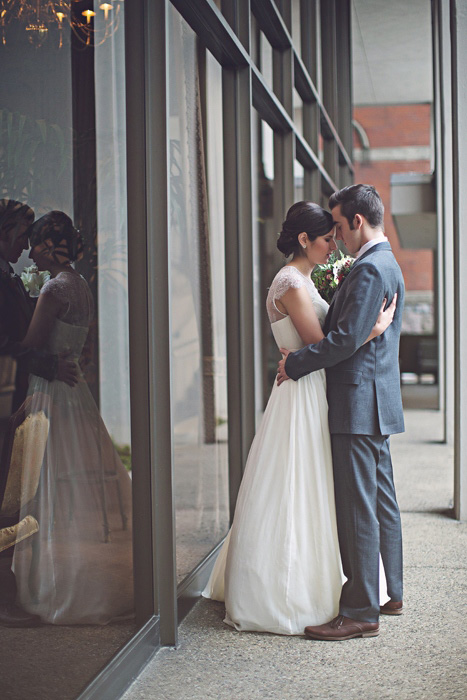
left=12, top=211, right=133, bottom=625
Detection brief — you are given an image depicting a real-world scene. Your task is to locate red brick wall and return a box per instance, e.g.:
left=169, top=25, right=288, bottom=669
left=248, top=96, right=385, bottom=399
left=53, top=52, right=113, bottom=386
left=352, top=104, right=433, bottom=291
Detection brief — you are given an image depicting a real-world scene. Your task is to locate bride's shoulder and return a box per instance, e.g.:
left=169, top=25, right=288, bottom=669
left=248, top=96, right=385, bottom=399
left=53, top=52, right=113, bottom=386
left=39, top=271, right=81, bottom=300
left=269, top=265, right=307, bottom=298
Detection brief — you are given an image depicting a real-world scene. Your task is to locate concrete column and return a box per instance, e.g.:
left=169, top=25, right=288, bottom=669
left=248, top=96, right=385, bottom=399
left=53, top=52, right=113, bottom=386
left=222, top=0, right=256, bottom=513
left=451, top=0, right=467, bottom=520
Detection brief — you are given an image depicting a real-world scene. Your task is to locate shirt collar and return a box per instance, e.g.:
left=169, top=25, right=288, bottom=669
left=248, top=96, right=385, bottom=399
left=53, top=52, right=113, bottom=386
left=355, top=235, right=388, bottom=259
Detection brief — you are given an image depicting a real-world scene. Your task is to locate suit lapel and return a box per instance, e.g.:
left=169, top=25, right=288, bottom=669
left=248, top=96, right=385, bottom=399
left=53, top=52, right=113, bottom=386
left=323, top=242, right=392, bottom=332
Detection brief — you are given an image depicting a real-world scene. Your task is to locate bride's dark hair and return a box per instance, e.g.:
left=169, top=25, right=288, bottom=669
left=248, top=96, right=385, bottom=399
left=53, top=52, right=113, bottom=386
left=28, top=211, right=84, bottom=263
left=277, top=201, right=334, bottom=258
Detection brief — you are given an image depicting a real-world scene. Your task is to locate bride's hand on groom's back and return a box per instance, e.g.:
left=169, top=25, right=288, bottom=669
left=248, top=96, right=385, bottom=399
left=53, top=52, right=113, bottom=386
left=277, top=349, right=291, bottom=386
left=57, top=350, right=79, bottom=387
left=373, top=293, right=397, bottom=338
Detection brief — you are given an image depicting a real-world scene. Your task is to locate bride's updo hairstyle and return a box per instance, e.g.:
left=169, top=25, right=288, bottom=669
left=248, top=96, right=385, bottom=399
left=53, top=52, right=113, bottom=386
left=277, top=201, right=334, bottom=258
left=28, top=211, right=84, bottom=264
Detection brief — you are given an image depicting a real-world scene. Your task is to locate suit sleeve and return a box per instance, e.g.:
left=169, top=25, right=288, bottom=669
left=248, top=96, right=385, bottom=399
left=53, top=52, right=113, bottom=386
left=285, top=262, right=385, bottom=380
left=0, top=298, right=58, bottom=382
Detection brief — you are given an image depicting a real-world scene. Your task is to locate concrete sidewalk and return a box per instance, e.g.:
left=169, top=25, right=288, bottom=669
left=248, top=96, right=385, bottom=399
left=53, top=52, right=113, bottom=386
left=123, top=409, right=467, bottom=700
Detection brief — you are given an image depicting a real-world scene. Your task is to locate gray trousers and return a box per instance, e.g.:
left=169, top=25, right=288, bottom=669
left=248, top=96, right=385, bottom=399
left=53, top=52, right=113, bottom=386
left=331, top=434, right=403, bottom=623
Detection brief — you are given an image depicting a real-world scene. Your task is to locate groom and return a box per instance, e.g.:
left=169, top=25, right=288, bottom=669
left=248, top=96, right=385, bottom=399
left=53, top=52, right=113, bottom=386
left=277, top=184, right=404, bottom=641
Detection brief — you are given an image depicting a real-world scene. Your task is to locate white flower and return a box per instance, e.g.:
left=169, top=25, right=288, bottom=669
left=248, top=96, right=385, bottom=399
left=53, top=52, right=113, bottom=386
left=332, top=256, right=353, bottom=284
left=20, top=264, right=51, bottom=298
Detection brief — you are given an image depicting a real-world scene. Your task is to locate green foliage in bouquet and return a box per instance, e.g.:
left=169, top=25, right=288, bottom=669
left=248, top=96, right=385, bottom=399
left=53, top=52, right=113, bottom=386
left=311, top=250, right=354, bottom=304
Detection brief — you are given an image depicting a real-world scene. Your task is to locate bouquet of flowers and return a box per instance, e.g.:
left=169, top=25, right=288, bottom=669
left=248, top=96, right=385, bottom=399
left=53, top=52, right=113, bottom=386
left=20, top=264, right=50, bottom=298
left=311, top=251, right=354, bottom=304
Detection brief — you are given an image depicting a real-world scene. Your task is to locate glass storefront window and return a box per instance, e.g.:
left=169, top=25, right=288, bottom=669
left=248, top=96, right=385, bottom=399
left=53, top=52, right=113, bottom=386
left=291, top=0, right=302, bottom=57
left=0, top=14, right=134, bottom=700
left=168, top=6, right=229, bottom=584
left=293, top=87, right=304, bottom=136
left=258, top=29, right=274, bottom=93
left=294, top=160, right=305, bottom=201
left=253, top=117, right=283, bottom=409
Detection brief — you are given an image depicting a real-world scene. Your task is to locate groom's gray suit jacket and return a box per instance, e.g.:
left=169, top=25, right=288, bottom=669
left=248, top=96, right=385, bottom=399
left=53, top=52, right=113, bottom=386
left=285, top=242, right=405, bottom=436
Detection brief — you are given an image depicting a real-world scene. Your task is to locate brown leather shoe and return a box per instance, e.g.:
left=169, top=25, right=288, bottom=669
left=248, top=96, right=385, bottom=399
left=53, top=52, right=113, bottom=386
left=380, top=600, right=403, bottom=615
left=304, top=615, right=379, bottom=641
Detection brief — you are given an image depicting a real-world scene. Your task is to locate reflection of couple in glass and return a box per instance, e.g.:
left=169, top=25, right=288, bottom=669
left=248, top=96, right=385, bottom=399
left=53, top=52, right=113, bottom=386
left=0, top=200, right=133, bottom=626
left=205, top=184, right=404, bottom=641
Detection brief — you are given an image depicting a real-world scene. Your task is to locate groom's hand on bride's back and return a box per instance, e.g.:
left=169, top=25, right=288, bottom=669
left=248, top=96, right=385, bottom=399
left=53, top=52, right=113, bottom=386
left=57, top=350, right=79, bottom=387
left=277, top=349, right=291, bottom=386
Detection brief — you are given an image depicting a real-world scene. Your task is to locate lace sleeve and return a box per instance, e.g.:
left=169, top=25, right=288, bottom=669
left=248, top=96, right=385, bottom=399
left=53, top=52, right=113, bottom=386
left=39, top=272, right=94, bottom=326
left=40, top=277, right=64, bottom=306
left=266, top=267, right=306, bottom=323
left=272, top=267, right=306, bottom=300
left=39, top=277, right=68, bottom=318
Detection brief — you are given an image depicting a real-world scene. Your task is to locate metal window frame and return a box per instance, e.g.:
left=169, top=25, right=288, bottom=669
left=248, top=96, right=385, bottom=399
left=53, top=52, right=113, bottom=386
left=450, top=0, right=467, bottom=521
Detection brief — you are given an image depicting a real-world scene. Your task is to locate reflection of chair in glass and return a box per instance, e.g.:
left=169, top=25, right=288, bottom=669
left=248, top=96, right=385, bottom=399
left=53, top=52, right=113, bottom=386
left=0, top=515, right=39, bottom=555
left=0, top=398, right=49, bottom=597
left=0, top=356, right=17, bottom=421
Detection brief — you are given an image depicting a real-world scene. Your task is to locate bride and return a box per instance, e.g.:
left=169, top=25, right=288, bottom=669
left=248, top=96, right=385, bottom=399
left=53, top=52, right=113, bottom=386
left=203, top=201, right=394, bottom=635
left=12, top=211, right=133, bottom=625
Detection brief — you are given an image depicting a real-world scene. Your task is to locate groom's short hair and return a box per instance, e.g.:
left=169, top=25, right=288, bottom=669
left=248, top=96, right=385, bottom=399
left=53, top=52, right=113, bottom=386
left=329, top=184, right=384, bottom=229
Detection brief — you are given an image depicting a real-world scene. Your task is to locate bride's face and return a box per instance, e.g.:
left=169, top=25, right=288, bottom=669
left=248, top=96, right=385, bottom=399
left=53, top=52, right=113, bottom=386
left=29, top=239, right=56, bottom=270
left=30, top=237, right=71, bottom=269
left=305, top=228, right=337, bottom=266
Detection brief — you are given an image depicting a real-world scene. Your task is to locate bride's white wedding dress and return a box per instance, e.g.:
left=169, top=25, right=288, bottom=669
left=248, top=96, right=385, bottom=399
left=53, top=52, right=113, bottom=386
left=13, top=271, right=133, bottom=624
left=203, top=265, right=388, bottom=635
left=203, top=266, right=344, bottom=634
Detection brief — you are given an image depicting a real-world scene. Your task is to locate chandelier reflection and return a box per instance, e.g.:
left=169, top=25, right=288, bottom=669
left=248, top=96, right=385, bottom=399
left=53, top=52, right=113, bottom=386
left=0, top=1, right=123, bottom=48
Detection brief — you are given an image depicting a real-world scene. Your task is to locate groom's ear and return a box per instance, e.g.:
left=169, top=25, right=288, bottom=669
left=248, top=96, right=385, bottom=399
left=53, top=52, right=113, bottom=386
left=353, top=214, right=363, bottom=230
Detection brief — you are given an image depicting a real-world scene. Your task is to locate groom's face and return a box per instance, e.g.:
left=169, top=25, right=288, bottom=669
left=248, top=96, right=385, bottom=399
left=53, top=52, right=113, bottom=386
left=0, top=220, right=29, bottom=263
left=331, top=205, right=361, bottom=255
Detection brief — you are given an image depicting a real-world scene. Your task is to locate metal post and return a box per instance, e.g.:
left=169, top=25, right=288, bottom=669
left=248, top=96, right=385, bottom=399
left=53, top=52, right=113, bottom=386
left=125, top=0, right=157, bottom=631
left=451, top=0, right=467, bottom=520
left=320, top=0, right=339, bottom=186
left=146, top=0, right=178, bottom=643
left=301, top=0, right=321, bottom=201
left=222, top=0, right=256, bottom=516
left=335, top=0, right=353, bottom=187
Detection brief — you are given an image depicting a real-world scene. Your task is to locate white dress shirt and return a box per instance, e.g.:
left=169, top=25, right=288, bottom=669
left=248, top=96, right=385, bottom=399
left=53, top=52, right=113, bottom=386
left=355, top=234, right=388, bottom=259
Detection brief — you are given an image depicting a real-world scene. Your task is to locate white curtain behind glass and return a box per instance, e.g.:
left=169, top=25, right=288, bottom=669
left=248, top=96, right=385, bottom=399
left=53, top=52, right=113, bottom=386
left=94, top=10, right=131, bottom=445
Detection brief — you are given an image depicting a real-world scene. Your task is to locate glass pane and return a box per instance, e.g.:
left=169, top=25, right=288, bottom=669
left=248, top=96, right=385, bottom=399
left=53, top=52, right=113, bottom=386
left=169, top=7, right=229, bottom=584
left=254, top=117, right=283, bottom=409
left=291, top=0, right=302, bottom=57
left=294, top=160, right=305, bottom=201
left=293, top=87, right=304, bottom=136
left=0, top=10, right=135, bottom=700
left=256, top=28, right=274, bottom=93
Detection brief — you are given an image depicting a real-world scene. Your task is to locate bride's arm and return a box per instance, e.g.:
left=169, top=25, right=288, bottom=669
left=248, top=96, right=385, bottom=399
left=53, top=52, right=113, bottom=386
left=20, top=289, right=63, bottom=350
left=277, top=288, right=397, bottom=348
left=276, top=286, right=324, bottom=345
